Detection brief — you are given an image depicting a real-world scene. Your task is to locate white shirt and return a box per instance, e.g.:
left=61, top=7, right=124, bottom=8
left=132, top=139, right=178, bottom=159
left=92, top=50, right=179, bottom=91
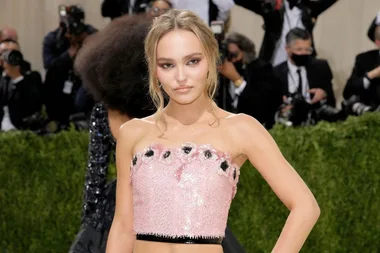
left=228, top=79, right=247, bottom=109
left=128, top=0, right=136, bottom=14
left=1, top=74, right=24, bottom=131
left=272, top=1, right=305, bottom=66
left=171, top=0, right=234, bottom=24
left=287, top=60, right=310, bottom=102
left=363, top=50, right=380, bottom=89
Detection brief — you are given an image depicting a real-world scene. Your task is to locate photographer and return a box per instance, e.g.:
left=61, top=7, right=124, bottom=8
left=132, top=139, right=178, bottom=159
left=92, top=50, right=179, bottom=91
left=0, top=39, right=31, bottom=75
left=217, top=32, right=282, bottom=129
left=273, top=28, right=338, bottom=126
left=42, top=5, right=97, bottom=70
left=0, top=43, right=43, bottom=131
left=343, top=23, right=380, bottom=116
left=233, top=0, right=338, bottom=66
left=43, top=5, right=97, bottom=131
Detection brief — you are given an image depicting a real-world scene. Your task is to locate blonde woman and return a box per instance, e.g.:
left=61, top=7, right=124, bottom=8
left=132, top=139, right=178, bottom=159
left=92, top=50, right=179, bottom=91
left=107, top=9, right=320, bottom=253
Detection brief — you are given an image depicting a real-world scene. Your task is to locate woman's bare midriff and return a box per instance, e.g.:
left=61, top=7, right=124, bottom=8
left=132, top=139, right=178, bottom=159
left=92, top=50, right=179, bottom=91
left=133, top=240, right=224, bottom=253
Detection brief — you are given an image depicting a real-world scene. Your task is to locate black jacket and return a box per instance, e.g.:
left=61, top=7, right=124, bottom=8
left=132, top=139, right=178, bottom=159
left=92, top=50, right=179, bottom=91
left=44, top=50, right=84, bottom=123
left=101, top=0, right=150, bottom=19
left=0, top=71, right=43, bottom=130
left=234, top=0, right=338, bottom=63
left=42, top=25, right=98, bottom=70
left=216, top=59, right=282, bottom=129
left=273, top=58, right=336, bottom=107
left=344, top=50, right=380, bottom=106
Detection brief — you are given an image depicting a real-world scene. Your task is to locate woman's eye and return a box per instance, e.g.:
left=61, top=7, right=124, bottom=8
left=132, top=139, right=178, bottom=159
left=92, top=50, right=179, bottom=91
left=160, top=63, right=173, bottom=69
left=187, top=59, right=200, bottom=65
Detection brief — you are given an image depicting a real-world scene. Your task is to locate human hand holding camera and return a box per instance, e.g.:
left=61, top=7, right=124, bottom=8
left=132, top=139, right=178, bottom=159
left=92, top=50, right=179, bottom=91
left=308, top=88, right=327, bottom=104
left=366, top=65, right=380, bottom=80
left=66, top=32, right=88, bottom=58
left=219, top=60, right=242, bottom=87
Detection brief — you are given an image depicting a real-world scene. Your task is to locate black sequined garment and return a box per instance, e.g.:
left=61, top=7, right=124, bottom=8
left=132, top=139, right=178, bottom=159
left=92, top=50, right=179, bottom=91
left=82, top=103, right=116, bottom=231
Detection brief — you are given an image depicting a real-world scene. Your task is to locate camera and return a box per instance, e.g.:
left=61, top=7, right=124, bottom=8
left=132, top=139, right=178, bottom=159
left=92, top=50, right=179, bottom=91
left=210, top=21, right=237, bottom=63
left=56, top=5, right=86, bottom=49
left=275, top=92, right=345, bottom=127
left=275, top=93, right=311, bottom=126
left=59, top=5, right=86, bottom=36
left=342, top=95, right=378, bottom=116
left=1, top=50, right=23, bottom=66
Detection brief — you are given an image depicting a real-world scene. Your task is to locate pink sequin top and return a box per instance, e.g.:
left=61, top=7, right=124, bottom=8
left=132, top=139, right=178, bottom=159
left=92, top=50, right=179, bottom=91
left=130, top=142, right=241, bottom=240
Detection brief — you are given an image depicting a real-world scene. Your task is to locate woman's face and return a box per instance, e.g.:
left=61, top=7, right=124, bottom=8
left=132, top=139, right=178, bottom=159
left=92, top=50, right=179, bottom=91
left=156, top=29, right=209, bottom=105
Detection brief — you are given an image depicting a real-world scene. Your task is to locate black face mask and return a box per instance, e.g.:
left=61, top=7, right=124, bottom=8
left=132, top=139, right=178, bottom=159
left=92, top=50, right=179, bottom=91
left=233, top=61, right=245, bottom=76
left=291, top=53, right=311, bottom=67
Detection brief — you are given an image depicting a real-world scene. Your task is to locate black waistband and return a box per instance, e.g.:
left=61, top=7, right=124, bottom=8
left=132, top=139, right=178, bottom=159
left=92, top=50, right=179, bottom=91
left=136, top=234, right=223, bottom=244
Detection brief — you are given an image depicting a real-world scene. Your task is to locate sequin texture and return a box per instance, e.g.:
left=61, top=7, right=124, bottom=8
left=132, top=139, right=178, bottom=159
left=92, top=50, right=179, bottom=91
left=131, top=142, right=241, bottom=239
left=82, top=103, right=116, bottom=231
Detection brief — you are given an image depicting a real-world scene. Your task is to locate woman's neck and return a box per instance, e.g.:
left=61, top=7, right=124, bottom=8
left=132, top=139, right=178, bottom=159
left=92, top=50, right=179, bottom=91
left=163, top=93, right=213, bottom=126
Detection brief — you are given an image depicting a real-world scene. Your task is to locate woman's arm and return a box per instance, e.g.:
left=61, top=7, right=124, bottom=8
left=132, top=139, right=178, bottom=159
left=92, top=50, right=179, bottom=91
left=106, top=120, right=138, bottom=253
left=237, top=114, right=320, bottom=253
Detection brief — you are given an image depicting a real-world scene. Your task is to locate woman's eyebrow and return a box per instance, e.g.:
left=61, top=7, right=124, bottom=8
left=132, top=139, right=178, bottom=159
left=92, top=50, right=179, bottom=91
left=157, top=52, right=203, bottom=61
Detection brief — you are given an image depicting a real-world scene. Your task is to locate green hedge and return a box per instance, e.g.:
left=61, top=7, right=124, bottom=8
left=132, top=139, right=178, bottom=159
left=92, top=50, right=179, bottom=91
left=1, top=114, right=379, bottom=253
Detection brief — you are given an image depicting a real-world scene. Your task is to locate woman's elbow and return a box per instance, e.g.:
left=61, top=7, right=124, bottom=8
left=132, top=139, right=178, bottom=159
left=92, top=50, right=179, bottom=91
left=309, top=198, right=321, bottom=219
left=299, top=196, right=321, bottom=221
left=290, top=193, right=321, bottom=220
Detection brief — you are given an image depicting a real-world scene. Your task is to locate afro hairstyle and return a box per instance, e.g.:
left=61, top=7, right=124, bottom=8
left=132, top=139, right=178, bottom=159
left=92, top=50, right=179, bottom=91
left=74, top=14, right=155, bottom=118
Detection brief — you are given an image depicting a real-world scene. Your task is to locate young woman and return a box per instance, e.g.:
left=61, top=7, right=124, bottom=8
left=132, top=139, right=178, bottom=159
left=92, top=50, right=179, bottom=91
left=107, top=9, right=320, bottom=253
left=69, top=13, right=246, bottom=253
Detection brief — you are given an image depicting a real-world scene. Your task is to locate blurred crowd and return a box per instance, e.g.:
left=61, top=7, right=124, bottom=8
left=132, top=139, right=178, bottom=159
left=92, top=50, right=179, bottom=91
left=1, top=0, right=380, bottom=134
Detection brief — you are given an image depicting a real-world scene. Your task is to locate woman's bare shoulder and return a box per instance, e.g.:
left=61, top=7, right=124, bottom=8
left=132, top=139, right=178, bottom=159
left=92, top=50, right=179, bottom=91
left=118, top=116, right=156, bottom=142
left=224, top=113, right=266, bottom=137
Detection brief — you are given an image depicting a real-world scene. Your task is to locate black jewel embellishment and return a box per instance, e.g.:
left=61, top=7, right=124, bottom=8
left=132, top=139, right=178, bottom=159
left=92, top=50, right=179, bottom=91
left=145, top=149, right=154, bottom=157
left=163, top=151, right=171, bottom=158
left=132, top=156, right=137, bottom=166
left=220, top=160, right=229, bottom=171
left=233, top=168, right=237, bottom=180
left=182, top=146, right=192, bottom=154
left=204, top=150, right=212, bottom=159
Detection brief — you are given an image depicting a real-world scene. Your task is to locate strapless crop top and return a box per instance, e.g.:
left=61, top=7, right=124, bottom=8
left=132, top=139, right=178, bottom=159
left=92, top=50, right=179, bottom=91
left=130, top=142, right=241, bottom=244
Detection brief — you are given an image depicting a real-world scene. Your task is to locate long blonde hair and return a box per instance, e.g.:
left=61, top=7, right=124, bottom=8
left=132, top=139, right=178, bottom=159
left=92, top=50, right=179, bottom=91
left=144, top=9, right=220, bottom=124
